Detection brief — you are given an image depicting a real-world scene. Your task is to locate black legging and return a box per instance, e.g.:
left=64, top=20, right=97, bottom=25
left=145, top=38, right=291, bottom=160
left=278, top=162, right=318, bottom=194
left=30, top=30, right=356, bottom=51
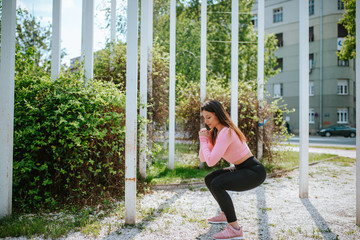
left=205, top=156, right=266, bottom=223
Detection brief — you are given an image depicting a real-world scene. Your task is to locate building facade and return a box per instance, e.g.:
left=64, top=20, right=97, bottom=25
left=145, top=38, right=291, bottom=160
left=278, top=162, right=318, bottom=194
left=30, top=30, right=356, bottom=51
left=252, top=0, right=355, bottom=134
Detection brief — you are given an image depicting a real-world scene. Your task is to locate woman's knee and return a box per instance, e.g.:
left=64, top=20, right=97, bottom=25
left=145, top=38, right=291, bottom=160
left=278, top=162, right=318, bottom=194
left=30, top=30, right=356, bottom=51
left=204, top=173, right=214, bottom=188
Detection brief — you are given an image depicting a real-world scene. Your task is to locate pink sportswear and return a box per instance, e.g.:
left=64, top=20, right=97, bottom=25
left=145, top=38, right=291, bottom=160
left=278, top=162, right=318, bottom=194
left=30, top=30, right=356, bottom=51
left=199, top=127, right=251, bottom=167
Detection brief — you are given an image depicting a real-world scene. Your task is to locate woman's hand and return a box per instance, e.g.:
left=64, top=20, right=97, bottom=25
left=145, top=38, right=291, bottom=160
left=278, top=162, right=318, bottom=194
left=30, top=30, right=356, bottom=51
left=199, top=128, right=210, bottom=138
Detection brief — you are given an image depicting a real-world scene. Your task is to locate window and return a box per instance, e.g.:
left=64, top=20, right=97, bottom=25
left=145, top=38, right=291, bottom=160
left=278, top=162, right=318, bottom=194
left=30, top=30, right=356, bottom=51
left=276, top=33, right=283, bottom=47
left=338, top=0, right=344, bottom=10
left=275, top=58, right=283, bottom=72
left=309, top=108, right=315, bottom=124
left=337, top=79, right=349, bottom=95
left=338, top=24, right=348, bottom=37
left=309, top=0, right=315, bottom=15
left=309, top=26, right=314, bottom=42
left=337, top=108, right=348, bottom=123
left=309, top=53, right=314, bottom=72
left=252, top=14, right=258, bottom=27
left=274, top=83, right=283, bottom=97
left=273, top=8, right=283, bottom=23
left=309, top=81, right=315, bottom=96
left=338, top=53, right=349, bottom=66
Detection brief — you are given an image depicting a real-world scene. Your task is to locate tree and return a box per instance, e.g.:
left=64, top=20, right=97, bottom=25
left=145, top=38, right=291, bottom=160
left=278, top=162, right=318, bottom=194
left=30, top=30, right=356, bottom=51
left=338, top=0, right=355, bottom=60
left=153, top=0, right=278, bottom=91
left=16, top=8, right=52, bottom=66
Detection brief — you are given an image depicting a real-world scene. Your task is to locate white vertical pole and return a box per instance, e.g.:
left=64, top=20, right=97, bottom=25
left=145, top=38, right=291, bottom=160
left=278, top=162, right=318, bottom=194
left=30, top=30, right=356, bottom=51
left=81, top=0, right=94, bottom=84
left=0, top=0, right=16, bottom=218
left=257, top=0, right=264, bottom=160
left=299, top=0, right=309, bottom=198
left=355, top=0, right=360, bottom=226
left=110, top=0, right=116, bottom=70
left=147, top=0, right=154, bottom=163
left=200, top=0, right=207, bottom=103
left=125, top=0, right=139, bottom=225
left=51, top=0, right=62, bottom=80
left=111, top=0, right=117, bottom=44
left=81, top=0, right=86, bottom=61
left=139, top=0, right=149, bottom=178
left=231, top=0, right=239, bottom=124
left=169, top=0, right=176, bottom=170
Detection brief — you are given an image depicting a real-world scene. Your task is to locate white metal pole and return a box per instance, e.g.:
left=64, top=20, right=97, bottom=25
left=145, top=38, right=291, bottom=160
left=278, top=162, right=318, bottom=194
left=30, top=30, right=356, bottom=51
left=125, top=0, right=139, bottom=225
left=231, top=0, right=239, bottom=124
left=139, top=0, right=149, bottom=178
left=111, top=0, right=117, bottom=44
left=81, top=0, right=94, bottom=84
left=169, top=0, right=176, bottom=170
left=257, top=0, right=264, bottom=160
left=299, top=0, right=310, bottom=199
left=147, top=0, right=154, bottom=163
left=81, top=0, right=86, bottom=55
left=51, top=0, right=62, bottom=80
left=0, top=0, right=16, bottom=218
left=200, top=0, right=207, bottom=103
left=355, top=0, right=360, bottom=226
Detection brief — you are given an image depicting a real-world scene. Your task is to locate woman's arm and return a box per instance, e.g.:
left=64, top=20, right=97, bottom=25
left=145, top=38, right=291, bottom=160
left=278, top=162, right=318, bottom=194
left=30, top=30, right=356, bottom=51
left=199, top=128, right=231, bottom=167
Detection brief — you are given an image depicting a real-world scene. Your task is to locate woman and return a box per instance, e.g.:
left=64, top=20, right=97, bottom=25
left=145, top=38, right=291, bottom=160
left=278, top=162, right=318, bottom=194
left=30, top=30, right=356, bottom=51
left=199, top=100, right=266, bottom=240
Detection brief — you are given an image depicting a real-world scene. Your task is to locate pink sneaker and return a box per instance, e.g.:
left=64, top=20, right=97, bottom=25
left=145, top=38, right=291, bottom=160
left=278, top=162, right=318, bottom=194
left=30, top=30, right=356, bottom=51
left=213, top=224, right=244, bottom=240
left=208, top=212, right=227, bottom=224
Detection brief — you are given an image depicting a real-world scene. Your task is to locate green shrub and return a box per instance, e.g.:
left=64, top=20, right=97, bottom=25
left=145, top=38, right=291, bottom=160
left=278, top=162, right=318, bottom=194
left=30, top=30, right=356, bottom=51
left=14, top=66, right=129, bottom=210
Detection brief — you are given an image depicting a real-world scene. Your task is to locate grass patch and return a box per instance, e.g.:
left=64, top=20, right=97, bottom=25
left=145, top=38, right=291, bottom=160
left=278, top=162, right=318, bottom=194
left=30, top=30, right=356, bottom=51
left=308, top=145, right=356, bottom=151
left=263, top=151, right=338, bottom=172
left=0, top=202, right=123, bottom=239
left=146, top=143, right=224, bottom=184
left=148, top=143, right=347, bottom=183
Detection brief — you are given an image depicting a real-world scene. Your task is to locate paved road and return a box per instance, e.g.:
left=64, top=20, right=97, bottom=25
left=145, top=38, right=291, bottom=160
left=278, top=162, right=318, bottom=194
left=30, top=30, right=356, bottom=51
left=280, top=135, right=356, bottom=159
left=288, top=135, right=356, bottom=146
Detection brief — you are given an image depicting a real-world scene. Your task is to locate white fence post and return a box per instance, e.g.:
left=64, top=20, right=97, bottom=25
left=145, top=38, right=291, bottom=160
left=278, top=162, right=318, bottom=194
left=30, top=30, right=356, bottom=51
left=257, top=0, right=264, bottom=160
left=0, top=0, right=17, bottom=218
left=356, top=0, right=360, bottom=226
left=125, top=0, right=139, bottom=225
left=299, top=0, right=310, bottom=199
left=200, top=0, right=207, bottom=104
left=51, top=0, right=62, bottom=80
left=169, top=0, right=176, bottom=170
left=110, top=0, right=117, bottom=61
left=139, top=0, right=149, bottom=178
left=81, top=0, right=94, bottom=84
left=231, top=0, right=239, bottom=124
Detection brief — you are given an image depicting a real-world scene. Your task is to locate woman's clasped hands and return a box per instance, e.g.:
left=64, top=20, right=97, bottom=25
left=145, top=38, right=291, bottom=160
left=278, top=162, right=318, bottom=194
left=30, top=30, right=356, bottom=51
left=199, top=128, right=210, bottom=138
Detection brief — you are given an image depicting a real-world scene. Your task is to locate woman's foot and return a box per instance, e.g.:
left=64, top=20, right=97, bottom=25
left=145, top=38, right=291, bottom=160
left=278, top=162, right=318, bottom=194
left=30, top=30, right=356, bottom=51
left=213, top=224, right=244, bottom=239
left=208, top=211, right=227, bottom=224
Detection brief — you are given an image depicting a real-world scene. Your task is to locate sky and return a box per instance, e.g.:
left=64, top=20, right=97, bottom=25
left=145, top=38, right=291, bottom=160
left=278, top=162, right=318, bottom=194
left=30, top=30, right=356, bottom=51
left=17, top=0, right=126, bottom=66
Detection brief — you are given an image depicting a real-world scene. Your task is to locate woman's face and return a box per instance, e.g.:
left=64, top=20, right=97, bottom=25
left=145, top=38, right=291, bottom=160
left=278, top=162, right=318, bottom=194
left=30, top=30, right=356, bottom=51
left=202, top=110, right=220, bottom=129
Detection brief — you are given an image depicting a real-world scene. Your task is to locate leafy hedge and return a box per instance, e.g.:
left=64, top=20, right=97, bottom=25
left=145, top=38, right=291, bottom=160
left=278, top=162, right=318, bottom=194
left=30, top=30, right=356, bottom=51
left=14, top=60, right=131, bottom=210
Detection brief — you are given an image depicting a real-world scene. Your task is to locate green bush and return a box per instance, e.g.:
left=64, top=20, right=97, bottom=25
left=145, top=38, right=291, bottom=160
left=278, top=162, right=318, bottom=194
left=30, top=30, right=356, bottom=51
left=14, top=57, right=130, bottom=210
left=93, top=42, right=170, bottom=132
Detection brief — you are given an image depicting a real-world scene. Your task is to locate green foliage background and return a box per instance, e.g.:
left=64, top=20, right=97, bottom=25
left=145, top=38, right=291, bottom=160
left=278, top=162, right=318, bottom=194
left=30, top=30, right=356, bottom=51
left=14, top=49, right=132, bottom=210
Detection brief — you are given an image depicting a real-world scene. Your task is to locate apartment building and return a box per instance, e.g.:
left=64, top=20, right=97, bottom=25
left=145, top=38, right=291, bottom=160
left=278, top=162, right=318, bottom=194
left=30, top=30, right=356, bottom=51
left=252, top=0, right=355, bottom=134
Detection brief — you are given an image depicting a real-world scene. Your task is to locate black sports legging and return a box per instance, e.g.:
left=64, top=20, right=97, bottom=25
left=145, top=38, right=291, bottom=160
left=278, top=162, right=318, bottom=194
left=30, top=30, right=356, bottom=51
left=205, top=156, right=266, bottom=223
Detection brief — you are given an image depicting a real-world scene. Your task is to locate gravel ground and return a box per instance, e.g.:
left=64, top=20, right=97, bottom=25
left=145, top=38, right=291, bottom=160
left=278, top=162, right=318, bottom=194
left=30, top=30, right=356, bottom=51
left=56, top=158, right=359, bottom=240
left=3, top=148, right=359, bottom=240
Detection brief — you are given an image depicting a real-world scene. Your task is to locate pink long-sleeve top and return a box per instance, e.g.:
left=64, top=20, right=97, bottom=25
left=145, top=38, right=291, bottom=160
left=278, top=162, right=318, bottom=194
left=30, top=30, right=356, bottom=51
left=199, top=127, right=251, bottom=167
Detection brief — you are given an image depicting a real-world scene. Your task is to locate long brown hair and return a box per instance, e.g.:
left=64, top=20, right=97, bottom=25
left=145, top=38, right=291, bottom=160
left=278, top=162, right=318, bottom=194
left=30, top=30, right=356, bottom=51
left=201, top=100, right=247, bottom=145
